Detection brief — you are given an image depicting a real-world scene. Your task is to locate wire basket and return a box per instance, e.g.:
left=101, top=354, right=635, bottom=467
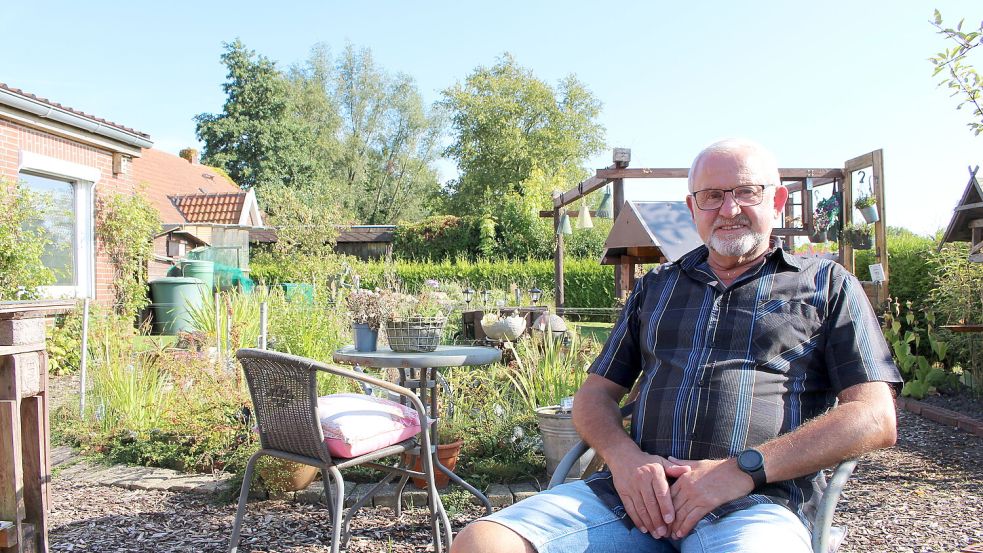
left=385, top=317, right=446, bottom=352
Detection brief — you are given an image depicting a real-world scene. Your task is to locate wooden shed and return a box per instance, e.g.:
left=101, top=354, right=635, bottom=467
left=601, top=201, right=702, bottom=296
left=941, top=166, right=983, bottom=262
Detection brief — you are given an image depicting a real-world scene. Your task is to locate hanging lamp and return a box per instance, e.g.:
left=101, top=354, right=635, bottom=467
left=558, top=210, right=573, bottom=235
left=577, top=199, right=594, bottom=229
left=597, top=185, right=613, bottom=218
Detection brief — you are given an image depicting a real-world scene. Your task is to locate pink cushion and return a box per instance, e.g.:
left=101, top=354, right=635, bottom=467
left=317, top=393, right=421, bottom=458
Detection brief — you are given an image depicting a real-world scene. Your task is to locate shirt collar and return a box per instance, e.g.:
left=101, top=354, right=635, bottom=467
left=675, top=236, right=804, bottom=273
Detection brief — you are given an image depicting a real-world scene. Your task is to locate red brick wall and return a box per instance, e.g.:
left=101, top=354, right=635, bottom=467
left=0, top=119, right=139, bottom=306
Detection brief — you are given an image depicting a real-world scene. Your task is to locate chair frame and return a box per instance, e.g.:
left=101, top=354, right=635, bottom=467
left=546, top=403, right=856, bottom=553
left=230, top=348, right=453, bottom=553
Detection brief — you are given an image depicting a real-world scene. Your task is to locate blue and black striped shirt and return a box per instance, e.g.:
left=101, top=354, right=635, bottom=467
left=585, top=244, right=902, bottom=527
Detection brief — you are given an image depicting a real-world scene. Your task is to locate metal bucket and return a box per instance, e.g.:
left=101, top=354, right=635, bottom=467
left=535, top=405, right=595, bottom=482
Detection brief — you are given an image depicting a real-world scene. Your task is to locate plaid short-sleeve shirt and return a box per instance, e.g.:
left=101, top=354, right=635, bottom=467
left=585, top=244, right=902, bottom=528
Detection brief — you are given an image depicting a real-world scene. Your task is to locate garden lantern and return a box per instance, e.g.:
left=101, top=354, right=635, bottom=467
left=558, top=210, right=573, bottom=235
left=482, top=289, right=491, bottom=305
left=577, top=199, right=594, bottom=229
left=514, top=286, right=522, bottom=306
left=463, top=287, right=474, bottom=307
left=596, top=184, right=613, bottom=218
left=529, top=287, right=542, bottom=305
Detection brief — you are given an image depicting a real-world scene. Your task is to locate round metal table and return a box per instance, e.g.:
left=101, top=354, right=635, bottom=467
left=333, top=345, right=502, bottom=513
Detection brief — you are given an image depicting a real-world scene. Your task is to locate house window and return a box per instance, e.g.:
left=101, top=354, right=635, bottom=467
left=17, top=151, right=99, bottom=299
left=20, top=173, right=76, bottom=286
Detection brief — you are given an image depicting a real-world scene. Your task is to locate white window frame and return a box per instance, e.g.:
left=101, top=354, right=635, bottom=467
left=18, top=151, right=101, bottom=300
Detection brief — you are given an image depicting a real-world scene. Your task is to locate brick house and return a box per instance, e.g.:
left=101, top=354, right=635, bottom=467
left=0, top=83, right=152, bottom=303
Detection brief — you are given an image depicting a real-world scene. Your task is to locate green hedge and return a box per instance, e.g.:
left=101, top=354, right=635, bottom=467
left=358, top=258, right=616, bottom=309
left=853, top=230, right=936, bottom=307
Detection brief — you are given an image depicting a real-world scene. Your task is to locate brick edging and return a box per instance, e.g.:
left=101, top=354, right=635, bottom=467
left=897, top=397, right=983, bottom=438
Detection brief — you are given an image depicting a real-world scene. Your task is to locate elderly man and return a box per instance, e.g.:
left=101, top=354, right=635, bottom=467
left=451, top=139, right=901, bottom=553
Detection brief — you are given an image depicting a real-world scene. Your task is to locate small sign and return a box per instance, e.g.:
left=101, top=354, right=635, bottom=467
left=869, top=263, right=885, bottom=283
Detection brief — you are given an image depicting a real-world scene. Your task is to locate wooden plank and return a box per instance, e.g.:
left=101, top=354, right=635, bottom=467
left=843, top=152, right=874, bottom=170
left=613, top=180, right=627, bottom=299
left=778, top=168, right=845, bottom=179
left=968, top=219, right=983, bottom=228
left=0, top=401, right=24, bottom=552
left=554, top=209, right=564, bottom=309
left=841, top=159, right=855, bottom=274
left=538, top=209, right=599, bottom=218
left=0, top=301, right=75, bottom=320
left=872, top=149, right=889, bottom=290
left=20, top=397, right=47, bottom=553
left=0, top=345, right=45, bottom=358
left=954, top=201, right=983, bottom=211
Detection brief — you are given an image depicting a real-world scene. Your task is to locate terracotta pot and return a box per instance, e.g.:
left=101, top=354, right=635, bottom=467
left=257, top=458, right=319, bottom=492
left=403, top=439, right=464, bottom=489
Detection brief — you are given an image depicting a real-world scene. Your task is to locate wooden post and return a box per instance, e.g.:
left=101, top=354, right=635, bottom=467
left=0, top=400, right=24, bottom=552
left=613, top=178, right=626, bottom=298
left=554, top=207, right=564, bottom=309
left=872, top=149, right=888, bottom=306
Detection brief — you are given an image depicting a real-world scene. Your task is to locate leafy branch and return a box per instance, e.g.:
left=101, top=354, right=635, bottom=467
left=929, top=10, right=983, bottom=135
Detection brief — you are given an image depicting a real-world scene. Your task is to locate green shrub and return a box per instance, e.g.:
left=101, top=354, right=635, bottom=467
left=853, top=228, right=936, bottom=307
left=96, top=189, right=161, bottom=318
left=393, top=215, right=483, bottom=261
left=0, top=180, right=55, bottom=299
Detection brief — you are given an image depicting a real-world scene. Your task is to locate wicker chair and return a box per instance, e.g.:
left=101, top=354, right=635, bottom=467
left=546, top=402, right=856, bottom=553
left=230, top=348, right=452, bottom=553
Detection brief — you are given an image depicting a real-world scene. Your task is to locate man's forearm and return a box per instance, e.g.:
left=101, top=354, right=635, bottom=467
left=572, top=377, right=637, bottom=463
left=756, top=381, right=897, bottom=483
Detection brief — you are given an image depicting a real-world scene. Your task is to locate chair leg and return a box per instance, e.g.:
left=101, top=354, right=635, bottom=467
left=229, top=450, right=263, bottom=553
left=327, top=466, right=346, bottom=553
left=320, top=467, right=335, bottom=521
left=418, top=447, right=452, bottom=552
left=393, top=473, right=410, bottom=518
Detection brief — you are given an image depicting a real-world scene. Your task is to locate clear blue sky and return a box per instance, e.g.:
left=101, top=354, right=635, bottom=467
left=3, top=0, right=980, bottom=235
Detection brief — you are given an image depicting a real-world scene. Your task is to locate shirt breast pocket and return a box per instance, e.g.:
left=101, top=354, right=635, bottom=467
left=751, top=300, right=823, bottom=370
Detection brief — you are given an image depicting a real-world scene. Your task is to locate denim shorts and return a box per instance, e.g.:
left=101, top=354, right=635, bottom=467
left=482, top=480, right=812, bottom=553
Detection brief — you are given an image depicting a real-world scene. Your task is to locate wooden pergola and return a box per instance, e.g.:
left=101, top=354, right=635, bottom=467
left=548, top=148, right=889, bottom=308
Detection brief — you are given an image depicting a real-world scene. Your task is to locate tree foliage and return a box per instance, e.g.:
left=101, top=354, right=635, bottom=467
left=440, top=53, right=606, bottom=216
left=0, top=180, right=54, bottom=299
left=196, top=40, right=324, bottom=190
left=930, top=10, right=983, bottom=135
left=197, top=40, right=443, bottom=225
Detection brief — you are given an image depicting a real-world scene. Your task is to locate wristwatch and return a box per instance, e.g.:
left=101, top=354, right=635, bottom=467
left=737, top=448, right=767, bottom=488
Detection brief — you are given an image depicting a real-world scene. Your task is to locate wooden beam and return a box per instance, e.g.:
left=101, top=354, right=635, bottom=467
left=20, top=397, right=47, bottom=552
left=968, top=219, right=983, bottom=228
left=0, top=400, right=24, bottom=552
left=592, top=167, right=845, bottom=180
left=552, top=167, right=615, bottom=209
left=954, top=202, right=983, bottom=212
left=538, top=210, right=599, bottom=218
left=596, top=168, right=689, bottom=179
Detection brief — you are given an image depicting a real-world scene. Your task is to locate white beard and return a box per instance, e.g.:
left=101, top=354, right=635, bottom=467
left=708, top=216, right=767, bottom=257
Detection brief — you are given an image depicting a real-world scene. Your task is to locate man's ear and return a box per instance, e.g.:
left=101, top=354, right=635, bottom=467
left=686, top=194, right=696, bottom=219
left=772, top=185, right=789, bottom=217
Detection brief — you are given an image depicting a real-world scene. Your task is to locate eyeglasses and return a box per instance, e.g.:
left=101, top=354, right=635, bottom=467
left=691, top=185, right=773, bottom=211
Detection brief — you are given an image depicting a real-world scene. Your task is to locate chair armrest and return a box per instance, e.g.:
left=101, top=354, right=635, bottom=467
left=546, top=402, right=635, bottom=490
left=812, top=458, right=857, bottom=553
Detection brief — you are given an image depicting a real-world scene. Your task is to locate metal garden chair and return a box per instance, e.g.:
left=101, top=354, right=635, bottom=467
left=546, top=403, right=856, bottom=553
left=229, top=348, right=453, bottom=553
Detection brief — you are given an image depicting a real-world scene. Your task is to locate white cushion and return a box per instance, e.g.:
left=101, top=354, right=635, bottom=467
left=317, top=393, right=421, bottom=458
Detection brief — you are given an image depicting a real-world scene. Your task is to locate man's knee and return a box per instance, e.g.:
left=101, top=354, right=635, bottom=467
left=452, top=520, right=536, bottom=553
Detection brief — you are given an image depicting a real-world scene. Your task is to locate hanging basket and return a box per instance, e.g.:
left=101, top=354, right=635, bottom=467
left=809, top=230, right=828, bottom=243
left=385, top=317, right=446, bottom=352
left=859, top=205, right=880, bottom=224
left=850, top=232, right=873, bottom=250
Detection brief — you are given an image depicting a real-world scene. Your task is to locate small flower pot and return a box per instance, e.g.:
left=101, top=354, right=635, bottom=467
left=859, top=205, right=879, bottom=224
left=809, top=230, right=828, bottom=243
left=402, top=439, right=464, bottom=489
left=352, top=323, right=378, bottom=352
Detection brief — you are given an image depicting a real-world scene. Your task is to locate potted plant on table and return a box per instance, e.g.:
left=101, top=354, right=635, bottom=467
left=384, top=289, right=449, bottom=353
left=346, top=289, right=389, bottom=352
left=854, top=192, right=880, bottom=224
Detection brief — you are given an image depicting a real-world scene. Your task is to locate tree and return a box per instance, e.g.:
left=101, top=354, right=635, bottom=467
left=930, top=10, right=983, bottom=135
left=440, top=53, right=606, bottom=216
left=196, top=40, right=324, bottom=190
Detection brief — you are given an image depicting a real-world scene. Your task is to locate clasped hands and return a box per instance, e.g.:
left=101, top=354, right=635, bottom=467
left=609, top=451, right=755, bottom=540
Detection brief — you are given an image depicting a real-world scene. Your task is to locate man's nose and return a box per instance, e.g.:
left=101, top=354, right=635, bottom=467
left=718, top=191, right=743, bottom=217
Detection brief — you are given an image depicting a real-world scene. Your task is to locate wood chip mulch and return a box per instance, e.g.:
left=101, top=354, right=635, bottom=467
left=48, top=408, right=982, bottom=553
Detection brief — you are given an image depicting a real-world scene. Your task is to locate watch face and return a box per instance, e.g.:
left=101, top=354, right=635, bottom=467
left=739, top=449, right=764, bottom=471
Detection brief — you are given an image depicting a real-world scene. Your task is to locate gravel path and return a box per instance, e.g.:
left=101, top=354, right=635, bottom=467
left=47, top=408, right=981, bottom=553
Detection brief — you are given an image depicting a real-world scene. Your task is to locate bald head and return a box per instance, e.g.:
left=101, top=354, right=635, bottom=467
left=688, top=139, right=780, bottom=192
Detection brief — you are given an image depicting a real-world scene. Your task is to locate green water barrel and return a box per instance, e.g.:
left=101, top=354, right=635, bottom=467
left=149, top=277, right=206, bottom=335
left=181, top=260, right=215, bottom=292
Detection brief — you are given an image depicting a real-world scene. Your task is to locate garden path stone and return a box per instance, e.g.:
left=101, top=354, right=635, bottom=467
left=508, top=482, right=540, bottom=502
left=480, top=484, right=512, bottom=507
